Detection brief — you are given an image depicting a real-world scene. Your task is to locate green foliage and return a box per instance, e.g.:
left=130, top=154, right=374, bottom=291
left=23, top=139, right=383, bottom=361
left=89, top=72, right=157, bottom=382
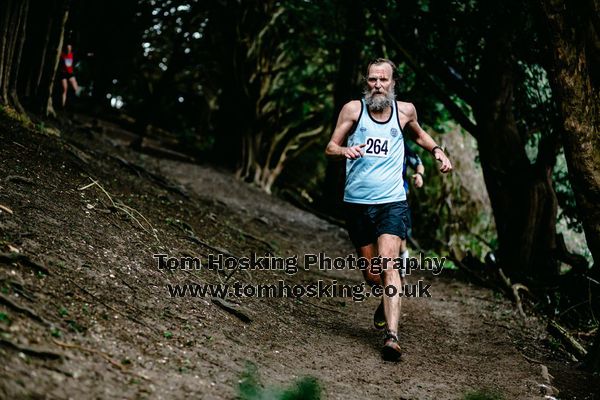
left=59, top=306, right=69, bottom=317
left=0, top=312, right=10, bottom=324
left=443, top=259, right=458, bottom=271
left=238, top=363, right=321, bottom=400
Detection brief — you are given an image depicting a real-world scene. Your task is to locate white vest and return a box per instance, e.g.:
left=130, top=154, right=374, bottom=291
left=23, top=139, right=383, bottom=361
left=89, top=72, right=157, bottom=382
left=344, top=99, right=406, bottom=204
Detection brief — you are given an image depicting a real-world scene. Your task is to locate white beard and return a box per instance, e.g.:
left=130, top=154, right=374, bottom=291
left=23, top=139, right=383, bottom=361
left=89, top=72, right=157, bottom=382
left=364, top=89, right=395, bottom=112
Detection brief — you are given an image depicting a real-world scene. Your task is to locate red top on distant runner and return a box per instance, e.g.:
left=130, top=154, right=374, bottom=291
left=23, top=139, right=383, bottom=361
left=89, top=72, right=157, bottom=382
left=61, top=52, right=74, bottom=74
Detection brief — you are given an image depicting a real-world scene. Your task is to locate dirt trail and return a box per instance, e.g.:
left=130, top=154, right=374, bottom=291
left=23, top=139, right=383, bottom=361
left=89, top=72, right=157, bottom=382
left=157, top=159, right=547, bottom=399
left=0, top=114, right=596, bottom=399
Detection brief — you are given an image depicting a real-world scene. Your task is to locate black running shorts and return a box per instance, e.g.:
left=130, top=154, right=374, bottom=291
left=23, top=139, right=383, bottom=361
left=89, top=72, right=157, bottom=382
left=60, top=72, right=74, bottom=80
left=345, top=200, right=412, bottom=248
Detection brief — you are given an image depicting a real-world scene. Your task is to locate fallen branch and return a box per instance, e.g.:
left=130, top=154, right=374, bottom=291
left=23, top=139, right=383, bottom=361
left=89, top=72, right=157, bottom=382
left=0, top=293, right=51, bottom=326
left=0, top=337, right=63, bottom=359
left=0, top=204, right=13, bottom=214
left=547, top=319, right=588, bottom=360
left=211, top=297, right=252, bottom=323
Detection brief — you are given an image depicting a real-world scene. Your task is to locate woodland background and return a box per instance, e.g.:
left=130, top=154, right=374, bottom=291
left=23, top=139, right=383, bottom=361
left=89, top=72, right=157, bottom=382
left=0, top=0, right=599, bottom=371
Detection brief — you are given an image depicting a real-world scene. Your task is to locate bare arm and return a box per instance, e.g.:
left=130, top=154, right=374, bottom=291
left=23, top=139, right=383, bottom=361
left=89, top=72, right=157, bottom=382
left=413, top=163, right=425, bottom=188
left=325, top=101, right=366, bottom=160
left=401, top=102, right=452, bottom=173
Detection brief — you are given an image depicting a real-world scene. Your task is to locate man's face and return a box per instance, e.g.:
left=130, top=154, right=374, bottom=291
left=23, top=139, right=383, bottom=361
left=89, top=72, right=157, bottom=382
left=364, top=63, right=395, bottom=112
left=366, top=63, right=394, bottom=98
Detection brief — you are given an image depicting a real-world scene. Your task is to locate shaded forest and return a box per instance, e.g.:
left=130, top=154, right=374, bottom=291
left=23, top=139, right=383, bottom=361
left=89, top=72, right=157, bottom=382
left=1, top=0, right=599, bottom=385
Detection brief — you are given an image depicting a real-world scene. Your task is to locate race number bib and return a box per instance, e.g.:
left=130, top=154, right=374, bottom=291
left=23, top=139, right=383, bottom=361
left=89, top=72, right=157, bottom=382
left=364, top=136, right=390, bottom=158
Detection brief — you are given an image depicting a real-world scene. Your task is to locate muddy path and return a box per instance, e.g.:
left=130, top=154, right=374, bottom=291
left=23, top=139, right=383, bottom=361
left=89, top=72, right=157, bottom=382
left=0, top=114, right=597, bottom=399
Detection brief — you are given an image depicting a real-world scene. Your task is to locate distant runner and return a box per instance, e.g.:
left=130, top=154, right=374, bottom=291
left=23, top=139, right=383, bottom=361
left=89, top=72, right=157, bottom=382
left=400, top=143, right=425, bottom=265
left=60, top=43, right=80, bottom=107
left=325, top=58, right=452, bottom=361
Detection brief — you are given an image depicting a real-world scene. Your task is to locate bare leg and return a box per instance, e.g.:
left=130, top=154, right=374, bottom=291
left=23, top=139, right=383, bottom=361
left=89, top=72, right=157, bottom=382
left=61, top=79, right=68, bottom=106
left=357, top=243, right=381, bottom=286
left=399, top=239, right=407, bottom=254
left=68, top=76, right=79, bottom=95
left=377, top=233, right=402, bottom=334
left=399, top=238, right=409, bottom=274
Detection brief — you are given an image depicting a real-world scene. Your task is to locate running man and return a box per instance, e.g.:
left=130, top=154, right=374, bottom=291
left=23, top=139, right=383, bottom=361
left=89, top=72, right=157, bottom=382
left=60, top=43, right=80, bottom=107
left=325, top=58, right=452, bottom=361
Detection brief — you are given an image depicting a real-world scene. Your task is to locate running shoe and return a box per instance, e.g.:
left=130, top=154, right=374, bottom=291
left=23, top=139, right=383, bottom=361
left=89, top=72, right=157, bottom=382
left=373, top=300, right=386, bottom=330
left=382, top=329, right=402, bottom=361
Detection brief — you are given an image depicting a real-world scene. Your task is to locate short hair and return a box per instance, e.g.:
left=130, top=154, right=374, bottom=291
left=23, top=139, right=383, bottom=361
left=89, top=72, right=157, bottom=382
left=366, top=58, right=398, bottom=81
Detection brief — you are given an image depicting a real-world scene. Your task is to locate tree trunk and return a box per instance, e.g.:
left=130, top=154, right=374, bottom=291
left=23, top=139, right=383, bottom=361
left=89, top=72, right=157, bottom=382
left=19, top=1, right=54, bottom=101
left=1, top=0, right=18, bottom=104
left=207, top=0, right=254, bottom=170
left=322, top=0, right=366, bottom=217
left=36, top=0, right=69, bottom=117
left=538, top=0, right=600, bottom=373
left=471, top=5, right=560, bottom=282
left=8, top=0, right=28, bottom=114
left=35, top=12, right=53, bottom=98
left=0, top=0, right=12, bottom=101
left=539, top=0, right=600, bottom=277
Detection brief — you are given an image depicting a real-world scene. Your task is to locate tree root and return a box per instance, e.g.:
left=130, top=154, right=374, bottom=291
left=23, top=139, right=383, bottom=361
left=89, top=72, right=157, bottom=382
left=5, top=175, right=34, bottom=185
left=539, top=364, right=559, bottom=397
left=51, top=339, right=149, bottom=381
left=64, top=143, right=92, bottom=165
left=0, top=252, right=50, bottom=275
left=511, top=283, right=531, bottom=318
left=66, top=276, right=160, bottom=335
left=0, top=337, right=63, bottom=359
left=498, top=268, right=532, bottom=318
left=298, top=298, right=344, bottom=315
left=0, top=293, right=52, bottom=326
left=220, top=219, right=276, bottom=253
left=448, top=250, right=536, bottom=318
